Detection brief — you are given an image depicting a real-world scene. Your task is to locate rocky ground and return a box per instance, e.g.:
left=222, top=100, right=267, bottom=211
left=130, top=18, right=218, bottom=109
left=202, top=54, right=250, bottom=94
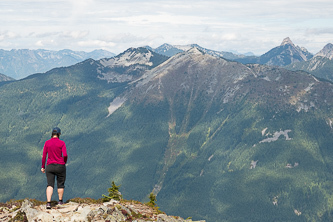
left=0, top=198, right=205, bottom=222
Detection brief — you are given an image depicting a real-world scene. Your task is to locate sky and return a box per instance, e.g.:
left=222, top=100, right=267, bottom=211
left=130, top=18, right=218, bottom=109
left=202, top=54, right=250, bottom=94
left=1, top=0, right=333, bottom=55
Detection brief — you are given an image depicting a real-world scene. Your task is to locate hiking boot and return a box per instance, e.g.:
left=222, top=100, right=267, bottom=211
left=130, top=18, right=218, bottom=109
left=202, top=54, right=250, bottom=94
left=58, top=200, right=64, bottom=205
left=46, top=202, right=51, bottom=209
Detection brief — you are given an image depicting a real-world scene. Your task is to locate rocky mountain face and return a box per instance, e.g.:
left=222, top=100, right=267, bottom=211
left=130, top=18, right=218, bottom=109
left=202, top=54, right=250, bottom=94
left=236, top=37, right=313, bottom=66
left=0, top=49, right=115, bottom=79
left=97, top=47, right=168, bottom=84
left=0, top=199, right=204, bottom=222
left=285, top=43, right=333, bottom=81
left=0, top=47, right=333, bottom=221
left=315, top=43, right=333, bottom=59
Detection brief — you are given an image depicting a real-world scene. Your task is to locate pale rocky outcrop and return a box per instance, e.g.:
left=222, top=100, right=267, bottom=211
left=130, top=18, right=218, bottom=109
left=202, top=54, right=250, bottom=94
left=0, top=199, right=205, bottom=222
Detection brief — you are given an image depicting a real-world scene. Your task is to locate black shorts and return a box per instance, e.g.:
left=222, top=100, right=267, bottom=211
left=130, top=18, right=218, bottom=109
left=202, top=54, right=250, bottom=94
left=45, top=164, right=66, bottom=189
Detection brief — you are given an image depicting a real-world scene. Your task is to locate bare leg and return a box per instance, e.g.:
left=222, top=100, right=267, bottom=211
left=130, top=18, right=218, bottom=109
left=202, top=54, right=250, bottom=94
left=46, top=186, right=53, bottom=202
left=58, top=188, right=64, bottom=201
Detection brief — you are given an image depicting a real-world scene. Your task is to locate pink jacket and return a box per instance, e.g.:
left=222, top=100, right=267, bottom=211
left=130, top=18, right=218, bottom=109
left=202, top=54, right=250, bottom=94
left=42, top=137, right=68, bottom=168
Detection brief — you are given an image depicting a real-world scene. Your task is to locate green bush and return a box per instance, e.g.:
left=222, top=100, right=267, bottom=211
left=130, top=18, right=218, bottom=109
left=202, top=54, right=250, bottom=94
left=102, top=181, right=122, bottom=202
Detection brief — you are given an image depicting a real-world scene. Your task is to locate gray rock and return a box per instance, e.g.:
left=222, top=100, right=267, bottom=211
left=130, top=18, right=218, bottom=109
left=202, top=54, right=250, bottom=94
left=112, top=206, right=127, bottom=221
left=20, top=199, right=39, bottom=221
left=157, top=214, right=181, bottom=222
left=0, top=198, right=204, bottom=222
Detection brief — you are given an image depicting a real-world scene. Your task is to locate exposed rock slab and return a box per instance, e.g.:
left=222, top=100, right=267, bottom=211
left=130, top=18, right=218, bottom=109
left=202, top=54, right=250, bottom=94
left=0, top=199, right=205, bottom=222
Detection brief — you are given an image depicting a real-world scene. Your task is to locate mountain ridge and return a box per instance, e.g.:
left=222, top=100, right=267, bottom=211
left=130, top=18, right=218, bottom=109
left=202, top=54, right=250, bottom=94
left=314, top=43, right=333, bottom=59
left=147, top=38, right=333, bottom=69
left=236, top=37, right=314, bottom=66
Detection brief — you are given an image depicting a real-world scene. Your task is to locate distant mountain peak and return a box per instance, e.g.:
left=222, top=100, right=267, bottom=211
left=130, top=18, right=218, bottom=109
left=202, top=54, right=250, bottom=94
left=0, top=73, right=15, bottom=82
left=0, top=48, right=115, bottom=79
left=96, top=47, right=168, bottom=84
left=280, top=37, right=295, bottom=46
left=255, top=37, right=313, bottom=66
left=101, top=47, right=155, bottom=67
left=186, top=47, right=204, bottom=55
left=158, top=43, right=174, bottom=49
left=315, top=43, right=333, bottom=59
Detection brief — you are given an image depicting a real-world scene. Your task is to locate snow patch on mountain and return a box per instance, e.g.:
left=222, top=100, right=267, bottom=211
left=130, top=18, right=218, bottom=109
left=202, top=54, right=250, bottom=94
left=107, top=97, right=127, bottom=117
left=259, top=129, right=292, bottom=143
left=328, top=119, right=333, bottom=128
left=304, top=83, right=314, bottom=92
left=262, top=128, right=268, bottom=136
left=262, top=76, right=271, bottom=81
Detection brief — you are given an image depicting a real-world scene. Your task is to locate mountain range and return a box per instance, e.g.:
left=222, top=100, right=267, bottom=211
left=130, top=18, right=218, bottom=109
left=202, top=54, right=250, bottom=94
left=0, top=40, right=333, bottom=221
left=146, top=38, right=333, bottom=82
left=146, top=43, right=248, bottom=61
left=0, top=49, right=115, bottom=79
left=1, top=37, right=332, bottom=82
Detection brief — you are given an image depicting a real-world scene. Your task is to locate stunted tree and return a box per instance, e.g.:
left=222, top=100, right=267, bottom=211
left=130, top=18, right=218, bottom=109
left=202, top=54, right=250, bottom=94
left=147, top=192, right=157, bottom=207
left=102, top=181, right=122, bottom=202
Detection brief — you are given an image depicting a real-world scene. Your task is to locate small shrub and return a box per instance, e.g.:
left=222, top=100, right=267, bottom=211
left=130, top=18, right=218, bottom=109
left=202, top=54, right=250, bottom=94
left=132, top=211, right=143, bottom=218
left=11, top=210, right=27, bottom=222
left=102, top=181, right=122, bottom=202
left=145, top=192, right=164, bottom=214
left=146, top=192, right=157, bottom=207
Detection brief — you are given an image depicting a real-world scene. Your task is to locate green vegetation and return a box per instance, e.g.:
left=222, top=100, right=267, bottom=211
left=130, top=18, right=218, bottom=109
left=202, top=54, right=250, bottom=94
left=102, top=181, right=122, bottom=202
left=10, top=210, right=27, bottom=222
left=147, top=192, right=157, bottom=207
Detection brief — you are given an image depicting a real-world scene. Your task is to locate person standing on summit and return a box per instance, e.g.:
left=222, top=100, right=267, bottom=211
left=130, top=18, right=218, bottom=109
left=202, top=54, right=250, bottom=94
left=41, top=127, right=68, bottom=209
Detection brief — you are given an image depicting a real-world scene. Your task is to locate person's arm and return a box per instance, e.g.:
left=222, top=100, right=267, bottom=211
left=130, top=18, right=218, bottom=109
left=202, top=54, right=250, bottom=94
left=41, top=143, right=47, bottom=172
left=62, top=143, right=68, bottom=164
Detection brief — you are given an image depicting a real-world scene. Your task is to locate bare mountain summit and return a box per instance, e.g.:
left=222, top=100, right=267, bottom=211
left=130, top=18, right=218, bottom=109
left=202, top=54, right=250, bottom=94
left=280, top=37, right=295, bottom=46
left=314, top=43, right=333, bottom=59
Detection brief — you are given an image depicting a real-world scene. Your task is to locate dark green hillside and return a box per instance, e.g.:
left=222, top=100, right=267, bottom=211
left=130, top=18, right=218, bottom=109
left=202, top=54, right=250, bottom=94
left=0, top=60, right=117, bottom=201
left=0, top=48, right=333, bottom=222
left=156, top=103, right=333, bottom=221
left=0, top=48, right=168, bottom=202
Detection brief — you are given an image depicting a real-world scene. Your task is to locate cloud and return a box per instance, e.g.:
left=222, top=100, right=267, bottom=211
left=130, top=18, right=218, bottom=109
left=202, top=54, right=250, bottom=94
left=78, top=40, right=116, bottom=48
left=29, top=32, right=60, bottom=38
left=108, top=13, right=209, bottom=26
left=0, top=0, right=333, bottom=54
left=61, top=31, right=90, bottom=39
left=35, top=39, right=57, bottom=47
left=101, top=33, right=163, bottom=44
left=0, top=31, right=19, bottom=41
left=305, top=28, right=333, bottom=35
